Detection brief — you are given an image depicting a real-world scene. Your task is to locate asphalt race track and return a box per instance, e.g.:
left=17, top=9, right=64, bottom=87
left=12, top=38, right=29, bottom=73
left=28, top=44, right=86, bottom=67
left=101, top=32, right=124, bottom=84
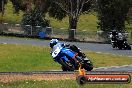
left=0, top=37, right=132, bottom=71
left=0, top=37, right=131, bottom=56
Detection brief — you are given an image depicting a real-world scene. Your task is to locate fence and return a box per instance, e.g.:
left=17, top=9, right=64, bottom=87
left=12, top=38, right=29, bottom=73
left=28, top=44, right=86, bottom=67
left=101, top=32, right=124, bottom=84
left=0, top=23, right=24, bottom=34
left=0, top=23, right=132, bottom=43
left=51, top=28, right=99, bottom=41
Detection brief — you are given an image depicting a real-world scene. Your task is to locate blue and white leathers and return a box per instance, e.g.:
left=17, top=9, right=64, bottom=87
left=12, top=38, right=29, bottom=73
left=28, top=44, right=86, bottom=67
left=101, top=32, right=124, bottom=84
left=51, top=43, right=76, bottom=62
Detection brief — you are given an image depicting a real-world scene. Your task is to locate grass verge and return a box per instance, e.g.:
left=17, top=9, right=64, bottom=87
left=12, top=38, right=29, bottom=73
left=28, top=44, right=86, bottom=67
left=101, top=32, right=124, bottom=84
left=0, top=80, right=131, bottom=88
left=0, top=44, right=132, bottom=72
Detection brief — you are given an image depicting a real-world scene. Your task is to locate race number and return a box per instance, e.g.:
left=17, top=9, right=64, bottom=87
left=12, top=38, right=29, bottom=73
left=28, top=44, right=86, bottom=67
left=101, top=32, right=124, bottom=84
left=52, top=47, right=61, bottom=58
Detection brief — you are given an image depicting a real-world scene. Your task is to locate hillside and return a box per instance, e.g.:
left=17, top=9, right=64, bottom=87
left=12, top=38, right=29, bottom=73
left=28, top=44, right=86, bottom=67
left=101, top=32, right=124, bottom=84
left=0, top=2, right=131, bottom=32
left=0, top=2, right=98, bottom=31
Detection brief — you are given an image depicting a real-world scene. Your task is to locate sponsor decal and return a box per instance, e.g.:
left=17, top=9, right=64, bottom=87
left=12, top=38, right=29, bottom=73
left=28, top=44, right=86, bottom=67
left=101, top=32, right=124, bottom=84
left=76, top=66, right=131, bottom=85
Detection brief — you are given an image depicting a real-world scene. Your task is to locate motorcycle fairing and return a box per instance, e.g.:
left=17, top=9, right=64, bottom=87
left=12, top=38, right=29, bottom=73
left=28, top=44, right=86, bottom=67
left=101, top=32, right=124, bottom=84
left=61, top=48, right=76, bottom=59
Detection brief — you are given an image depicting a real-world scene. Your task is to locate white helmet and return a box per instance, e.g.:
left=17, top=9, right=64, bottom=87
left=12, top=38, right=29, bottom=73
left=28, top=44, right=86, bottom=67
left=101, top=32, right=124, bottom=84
left=50, top=39, right=58, bottom=48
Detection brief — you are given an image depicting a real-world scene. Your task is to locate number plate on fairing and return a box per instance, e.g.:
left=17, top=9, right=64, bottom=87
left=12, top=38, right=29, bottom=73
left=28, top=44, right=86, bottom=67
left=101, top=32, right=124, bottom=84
left=52, top=47, right=61, bottom=58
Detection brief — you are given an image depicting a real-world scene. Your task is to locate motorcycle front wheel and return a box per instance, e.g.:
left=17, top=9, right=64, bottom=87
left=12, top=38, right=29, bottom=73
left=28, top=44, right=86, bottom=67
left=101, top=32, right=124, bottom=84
left=82, top=58, right=93, bottom=71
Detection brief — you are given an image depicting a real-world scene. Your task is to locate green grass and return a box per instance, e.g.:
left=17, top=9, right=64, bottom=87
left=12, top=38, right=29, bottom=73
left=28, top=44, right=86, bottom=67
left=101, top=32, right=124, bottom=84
left=0, top=80, right=131, bottom=88
left=0, top=44, right=132, bottom=72
left=0, top=44, right=132, bottom=88
left=46, top=13, right=98, bottom=31
left=86, top=51, right=132, bottom=68
left=0, top=44, right=60, bottom=72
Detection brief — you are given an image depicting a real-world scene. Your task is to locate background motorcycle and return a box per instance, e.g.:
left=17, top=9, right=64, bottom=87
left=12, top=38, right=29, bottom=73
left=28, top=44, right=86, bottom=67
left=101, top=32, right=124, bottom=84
left=51, top=44, right=93, bottom=71
left=109, top=32, right=131, bottom=50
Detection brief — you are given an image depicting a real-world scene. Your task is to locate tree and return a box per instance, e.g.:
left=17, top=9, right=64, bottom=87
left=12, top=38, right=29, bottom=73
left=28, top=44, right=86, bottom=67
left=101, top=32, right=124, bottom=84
left=0, top=0, right=94, bottom=38
left=21, top=8, right=50, bottom=35
left=0, top=0, right=33, bottom=23
left=19, top=0, right=50, bottom=35
left=7, top=0, right=50, bottom=34
left=50, top=0, right=94, bottom=39
left=0, top=0, right=8, bottom=23
left=97, top=0, right=131, bottom=35
left=127, top=7, right=132, bottom=23
left=10, top=0, right=50, bottom=13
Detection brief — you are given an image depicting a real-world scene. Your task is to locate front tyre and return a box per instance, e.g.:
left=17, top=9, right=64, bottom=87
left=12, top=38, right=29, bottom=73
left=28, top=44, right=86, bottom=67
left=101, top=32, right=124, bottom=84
left=61, top=66, right=68, bottom=71
left=84, top=62, right=93, bottom=71
left=82, top=58, right=93, bottom=71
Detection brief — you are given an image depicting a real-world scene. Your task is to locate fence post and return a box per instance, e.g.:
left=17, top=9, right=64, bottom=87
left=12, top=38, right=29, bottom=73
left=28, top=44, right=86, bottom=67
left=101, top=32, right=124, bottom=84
left=69, top=29, right=75, bottom=40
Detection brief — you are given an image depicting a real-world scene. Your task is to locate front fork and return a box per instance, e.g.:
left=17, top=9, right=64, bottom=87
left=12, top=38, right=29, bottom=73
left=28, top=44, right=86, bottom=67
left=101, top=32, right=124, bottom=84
left=73, top=55, right=84, bottom=69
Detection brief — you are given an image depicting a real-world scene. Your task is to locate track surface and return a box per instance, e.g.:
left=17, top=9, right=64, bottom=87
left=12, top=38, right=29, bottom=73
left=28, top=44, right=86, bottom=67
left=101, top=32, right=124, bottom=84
left=94, top=65, right=132, bottom=71
left=0, top=37, right=131, bottom=56
left=0, top=70, right=132, bottom=75
left=0, top=37, right=132, bottom=71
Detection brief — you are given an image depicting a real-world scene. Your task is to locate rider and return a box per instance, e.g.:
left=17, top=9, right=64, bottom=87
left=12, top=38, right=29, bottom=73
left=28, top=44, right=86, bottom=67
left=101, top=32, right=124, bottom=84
left=49, top=39, right=68, bottom=49
left=111, top=30, right=118, bottom=40
left=50, top=39, right=80, bottom=53
left=109, top=30, right=119, bottom=48
left=50, top=39, right=59, bottom=48
left=49, top=39, right=86, bottom=58
left=49, top=39, right=69, bottom=55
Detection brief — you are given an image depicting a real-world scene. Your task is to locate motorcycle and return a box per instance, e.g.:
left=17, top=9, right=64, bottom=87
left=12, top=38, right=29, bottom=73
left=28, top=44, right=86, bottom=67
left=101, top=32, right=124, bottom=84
left=109, top=32, right=131, bottom=50
left=51, top=44, right=93, bottom=71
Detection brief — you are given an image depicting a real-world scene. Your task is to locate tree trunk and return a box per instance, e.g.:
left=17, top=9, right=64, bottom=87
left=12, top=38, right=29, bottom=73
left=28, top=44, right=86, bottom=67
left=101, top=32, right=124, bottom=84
left=26, top=0, right=32, bottom=13
left=0, top=0, right=4, bottom=23
left=68, top=16, right=78, bottom=40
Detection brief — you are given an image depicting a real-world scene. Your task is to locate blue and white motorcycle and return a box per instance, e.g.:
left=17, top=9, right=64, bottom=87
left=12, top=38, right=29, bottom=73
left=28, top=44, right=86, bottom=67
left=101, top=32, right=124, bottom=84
left=50, top=44, right=93, bottom=71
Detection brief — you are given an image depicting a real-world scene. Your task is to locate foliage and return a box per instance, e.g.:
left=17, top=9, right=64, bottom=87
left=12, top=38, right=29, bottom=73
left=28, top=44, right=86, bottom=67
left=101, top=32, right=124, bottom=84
left=127, top=7, right=132, bottom=23
left=10, top=0, right=27, bottom=13
left=97, top=0, right=131, bottom=32
left=21, top=9, right=50, bottom=35
left=48, top=2, right=67, bottom=21
left=9, top=0, right=51, bottom=34
left=51, top=0, right=94, bottom=26
left=50, top=0, right=94, bottom=39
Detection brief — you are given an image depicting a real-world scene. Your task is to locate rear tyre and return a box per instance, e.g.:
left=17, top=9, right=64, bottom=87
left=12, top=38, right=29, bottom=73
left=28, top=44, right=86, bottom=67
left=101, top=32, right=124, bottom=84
left=118, top=46, right=123, bottom=50
left=126, top=44, right=131, bottom=50
left=59, top=59, right=75, bottom=71
left=61, top=66, right=68, bottom=71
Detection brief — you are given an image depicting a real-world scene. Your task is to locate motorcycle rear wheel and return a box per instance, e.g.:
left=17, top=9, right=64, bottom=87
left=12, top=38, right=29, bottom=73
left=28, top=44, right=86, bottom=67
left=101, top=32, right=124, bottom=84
left=125, top=44, right=131, bottom=50
left=59, top=59, right=75, bottom=71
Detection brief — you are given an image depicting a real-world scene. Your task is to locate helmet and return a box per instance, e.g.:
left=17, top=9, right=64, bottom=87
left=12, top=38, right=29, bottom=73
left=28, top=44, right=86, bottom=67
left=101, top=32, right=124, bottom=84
left=118, top=33, right=123, bottom=40
left=118, top=33, right=122, bottom=36
left=111, top=30, right=118, bottom=36
left=50, top=39, right=58, bottom=48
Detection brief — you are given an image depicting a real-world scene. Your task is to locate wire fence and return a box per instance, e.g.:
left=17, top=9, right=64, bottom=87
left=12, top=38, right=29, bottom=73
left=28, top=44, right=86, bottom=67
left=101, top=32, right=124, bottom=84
left=0, top=23, right=132, bottom=43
